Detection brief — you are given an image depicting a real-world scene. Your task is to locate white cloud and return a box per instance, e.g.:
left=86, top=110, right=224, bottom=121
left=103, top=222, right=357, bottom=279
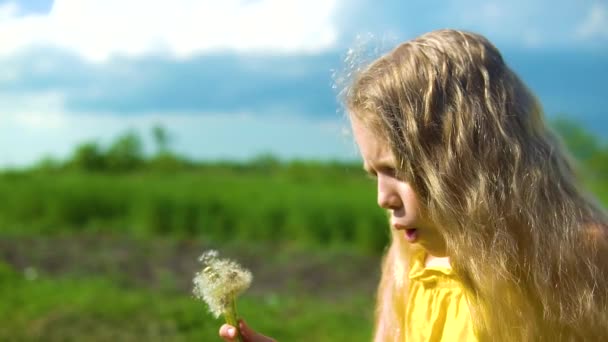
left=0, top=90, right=57, bottom=107
left=12, top=112, right=67, bottom=130
left=0, top=0, right=339, bottom=62
left=0, top=2, right=18, bottom=20
left=577, top=3, right=608, bottom=40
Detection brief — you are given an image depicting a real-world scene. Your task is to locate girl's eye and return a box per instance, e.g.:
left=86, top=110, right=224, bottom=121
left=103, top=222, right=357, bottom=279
left=363, top=166, right=397, bottom=180
left=379, top=166, right=396, bottom=178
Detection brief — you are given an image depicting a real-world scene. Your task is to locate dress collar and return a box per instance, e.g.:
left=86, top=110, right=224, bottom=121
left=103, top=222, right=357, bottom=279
left=408, top=249, right=456, bottom=284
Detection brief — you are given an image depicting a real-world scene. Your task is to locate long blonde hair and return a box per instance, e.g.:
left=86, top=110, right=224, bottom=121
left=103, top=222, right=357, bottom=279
left=344, top=29, right=608, bottom=341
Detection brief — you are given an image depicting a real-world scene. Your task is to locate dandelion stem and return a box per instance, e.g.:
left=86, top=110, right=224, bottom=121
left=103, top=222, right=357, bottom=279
left=223, top=295, right=243, bottom=342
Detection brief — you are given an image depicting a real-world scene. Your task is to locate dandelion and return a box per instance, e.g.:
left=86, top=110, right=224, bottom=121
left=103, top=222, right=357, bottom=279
left=193, top=250, right=252, bottom=342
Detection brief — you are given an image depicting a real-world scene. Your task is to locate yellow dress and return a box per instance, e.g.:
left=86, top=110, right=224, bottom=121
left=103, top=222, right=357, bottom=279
left=405, top=250, right=477, bottom=341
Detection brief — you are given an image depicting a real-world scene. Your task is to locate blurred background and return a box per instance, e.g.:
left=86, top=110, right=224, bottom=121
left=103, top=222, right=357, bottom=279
left=0, top=0, right=606, bottom=341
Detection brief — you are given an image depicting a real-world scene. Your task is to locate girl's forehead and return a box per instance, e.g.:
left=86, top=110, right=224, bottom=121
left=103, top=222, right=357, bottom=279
left=351, top=119, right=394, bottom=163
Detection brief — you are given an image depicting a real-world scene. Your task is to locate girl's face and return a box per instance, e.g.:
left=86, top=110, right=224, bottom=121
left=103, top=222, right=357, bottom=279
left=351, top=117, right=447, bottom=257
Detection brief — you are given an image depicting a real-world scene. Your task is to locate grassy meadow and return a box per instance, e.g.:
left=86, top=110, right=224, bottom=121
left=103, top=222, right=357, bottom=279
left=0, top=161, right=386, bottom=341
left=0, top=118, right=607, bottom=341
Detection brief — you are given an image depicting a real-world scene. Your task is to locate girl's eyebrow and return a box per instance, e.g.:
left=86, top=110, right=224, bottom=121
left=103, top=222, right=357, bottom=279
left=363, top=158, right=396, bottom=176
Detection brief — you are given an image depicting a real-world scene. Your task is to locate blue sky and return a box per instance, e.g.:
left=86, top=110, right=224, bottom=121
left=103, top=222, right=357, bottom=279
left=0, top=0, right=607, bottom=167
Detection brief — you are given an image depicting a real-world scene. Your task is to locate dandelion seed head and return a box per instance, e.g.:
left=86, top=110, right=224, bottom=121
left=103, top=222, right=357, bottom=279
left=193, top=250, right=253, bottom=318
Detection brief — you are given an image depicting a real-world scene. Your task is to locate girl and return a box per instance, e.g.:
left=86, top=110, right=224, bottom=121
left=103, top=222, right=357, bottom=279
left=220, top=29, right=608, bottom=341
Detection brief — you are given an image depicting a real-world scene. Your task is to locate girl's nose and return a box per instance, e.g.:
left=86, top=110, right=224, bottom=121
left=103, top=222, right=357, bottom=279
left=377, top=179, right=401, bottom=210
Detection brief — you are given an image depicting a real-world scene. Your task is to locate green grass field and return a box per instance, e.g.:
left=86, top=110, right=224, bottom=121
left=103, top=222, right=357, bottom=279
left=0, top=165, right=389, bottom=253
left=0, top=235, right=377, bottom=341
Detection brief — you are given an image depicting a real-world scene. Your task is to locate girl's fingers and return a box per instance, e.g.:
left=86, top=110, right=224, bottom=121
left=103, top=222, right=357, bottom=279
left=238, top=320, right=276, bottom=342
left=219, top=320, right=276, bottom=342
left=219, top=324, right=237, bottom=341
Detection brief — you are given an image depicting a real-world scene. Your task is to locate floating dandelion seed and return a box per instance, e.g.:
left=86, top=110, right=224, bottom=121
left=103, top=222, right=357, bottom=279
left=331, top=31, right=399, bottom=105
left=193, top=250, right=252, bottom=342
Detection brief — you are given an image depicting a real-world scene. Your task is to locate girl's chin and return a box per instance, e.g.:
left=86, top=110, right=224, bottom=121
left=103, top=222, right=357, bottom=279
left=415, top=236, right=448, bottom=257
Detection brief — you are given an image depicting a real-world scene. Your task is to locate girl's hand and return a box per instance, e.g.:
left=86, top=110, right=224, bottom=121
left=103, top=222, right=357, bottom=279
left=219, top=319, right=276, bottom=342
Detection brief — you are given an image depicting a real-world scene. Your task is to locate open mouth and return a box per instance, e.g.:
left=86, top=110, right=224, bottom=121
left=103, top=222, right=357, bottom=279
left=405, top=228, right=418, bottom=242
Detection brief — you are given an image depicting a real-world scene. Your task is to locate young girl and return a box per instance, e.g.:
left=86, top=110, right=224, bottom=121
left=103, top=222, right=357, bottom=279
left=220, top=29, right=608, bottom=341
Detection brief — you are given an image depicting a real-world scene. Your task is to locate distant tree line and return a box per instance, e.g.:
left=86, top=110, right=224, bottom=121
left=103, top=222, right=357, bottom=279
left=28, top=117, right=608, bottom=176
left=64, top=125, right=184, bottom=172
left=30, top=124, right=362, bottom=175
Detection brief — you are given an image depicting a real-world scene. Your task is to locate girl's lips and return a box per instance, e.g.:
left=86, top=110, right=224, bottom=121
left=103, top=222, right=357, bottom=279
left=393, top=223, right=419, bottom=243
left=392, top=223, right=408, bottom=230
left=404, top=228, right=418, bottom=242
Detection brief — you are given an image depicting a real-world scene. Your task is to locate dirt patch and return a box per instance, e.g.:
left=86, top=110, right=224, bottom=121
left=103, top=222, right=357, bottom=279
left=0, top=234, right=381, bottom=301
